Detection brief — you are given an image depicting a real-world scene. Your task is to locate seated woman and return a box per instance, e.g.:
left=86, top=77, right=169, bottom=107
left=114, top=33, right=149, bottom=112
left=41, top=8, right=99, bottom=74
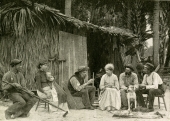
left=35, top=60, right=69, bottom=112
left=99, top=63, right=121, bottom=111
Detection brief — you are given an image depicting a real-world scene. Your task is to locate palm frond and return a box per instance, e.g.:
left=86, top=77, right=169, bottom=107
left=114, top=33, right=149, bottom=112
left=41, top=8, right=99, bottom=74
left=26, top=7, right=35, bottom=27
left=0, top=2, right=15, bottom=13
left=13, top=11, right=20, bottom=36
left=18, top=8, right=27, bottom=35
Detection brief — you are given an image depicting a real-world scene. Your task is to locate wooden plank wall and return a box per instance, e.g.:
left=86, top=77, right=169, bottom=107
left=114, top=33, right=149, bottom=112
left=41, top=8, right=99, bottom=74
left=59, top=31, right=87, bottom=86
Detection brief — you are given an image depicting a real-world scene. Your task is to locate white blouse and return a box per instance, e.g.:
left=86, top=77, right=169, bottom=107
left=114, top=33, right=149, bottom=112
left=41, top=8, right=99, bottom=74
left=100, top=73, right=119, bottom=90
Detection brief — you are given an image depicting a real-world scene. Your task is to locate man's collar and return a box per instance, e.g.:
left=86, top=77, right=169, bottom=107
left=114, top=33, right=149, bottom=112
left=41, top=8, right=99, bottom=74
left=39, top=69, right=46, bottom=72
left=146, top=72, right=152, bottom=76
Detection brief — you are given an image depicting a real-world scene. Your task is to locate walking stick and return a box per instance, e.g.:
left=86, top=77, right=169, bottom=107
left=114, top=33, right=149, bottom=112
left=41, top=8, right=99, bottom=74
left=2, top=81, right=68, bottom=117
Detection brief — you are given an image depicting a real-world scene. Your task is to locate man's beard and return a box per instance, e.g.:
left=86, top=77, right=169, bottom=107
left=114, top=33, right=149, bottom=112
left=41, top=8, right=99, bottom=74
left=125, top=72, right=131, bottom=76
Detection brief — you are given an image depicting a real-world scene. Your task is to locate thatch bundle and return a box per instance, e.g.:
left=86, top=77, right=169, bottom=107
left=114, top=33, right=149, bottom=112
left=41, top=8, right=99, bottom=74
left=0, top=27, right=59, bottom=90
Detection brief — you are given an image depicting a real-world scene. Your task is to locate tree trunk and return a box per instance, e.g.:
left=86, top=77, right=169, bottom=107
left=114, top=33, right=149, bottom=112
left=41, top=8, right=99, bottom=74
left=164, top=32, right=170, bottom=67
left=153, top=1, right=160, bottom=66
left=65, top=0, right=72, bottom=16
left=127, top=1, right=131, bottom=30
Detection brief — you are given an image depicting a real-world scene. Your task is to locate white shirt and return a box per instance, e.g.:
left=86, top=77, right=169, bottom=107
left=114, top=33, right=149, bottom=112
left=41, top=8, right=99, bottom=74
left=142, top=72, right=163, bottom=89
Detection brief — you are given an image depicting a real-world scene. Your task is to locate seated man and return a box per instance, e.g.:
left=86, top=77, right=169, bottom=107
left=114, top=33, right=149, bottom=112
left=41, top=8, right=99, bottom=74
left=68, top=66, right=96, bottom=110
left=136, top=63, right=164, bottom=112
left=2, top=59, right=37, bottom=119
left=119, top=64, right=138, bottom=110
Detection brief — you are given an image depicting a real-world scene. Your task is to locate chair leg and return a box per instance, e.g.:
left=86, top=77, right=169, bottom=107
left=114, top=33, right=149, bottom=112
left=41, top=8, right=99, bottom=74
left=97, top=89, right=100, bottom=98
left=158, top=97, right=160, bottom=109
left=162, top=97, right=167, bottom=111
left=48, top=104, right=50, bottom=112
left=35, top=99, right=40, bottom=111
left=146, top=96, right=149, bottom=108
left=45, top=102, right=46, bottom=109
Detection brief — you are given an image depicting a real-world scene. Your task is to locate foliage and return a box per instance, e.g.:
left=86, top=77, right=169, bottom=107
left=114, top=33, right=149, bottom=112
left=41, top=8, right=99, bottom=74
left=0, top=0, right=65, bottom=36
left=72, top=0, right=153, bottom=45
left=72, top=0, right=124, bottom=27
left=160, top=1, right=170, bottom=66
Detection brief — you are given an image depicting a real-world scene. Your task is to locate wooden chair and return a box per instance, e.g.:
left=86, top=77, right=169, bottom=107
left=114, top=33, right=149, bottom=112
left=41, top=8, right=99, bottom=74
left=156, top=94, right=167, bottom=111
left=144, top=94, right=167, bottom=111
left=35, top=91, right=50, bottom=112
left=35, top=99, right=50, bottom=112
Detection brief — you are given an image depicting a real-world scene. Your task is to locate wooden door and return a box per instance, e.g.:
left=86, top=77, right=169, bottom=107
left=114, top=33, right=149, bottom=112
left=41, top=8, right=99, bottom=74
left=58, top=31, right=87, bottom=86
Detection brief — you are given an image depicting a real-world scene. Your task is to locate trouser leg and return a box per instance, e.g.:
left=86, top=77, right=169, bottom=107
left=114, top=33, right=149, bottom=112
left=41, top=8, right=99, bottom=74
left=120, top=89, right=128, bottom=107
left=72, top=89, right=91, bottom=108
left=6, top=93, right=26, bottom=118
left=136, top=89, right=150, bottom=107
left=86, top=86, right=96, bottom=105
left=20, top=92, right=37, bottom=115
left=148, top=89, right=163, bottom=109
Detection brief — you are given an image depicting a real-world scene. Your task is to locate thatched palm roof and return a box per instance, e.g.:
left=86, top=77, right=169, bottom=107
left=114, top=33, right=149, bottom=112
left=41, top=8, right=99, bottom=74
left=58, top=13, right=136, bottom=38
left=0, top=0, right=136, bottom=39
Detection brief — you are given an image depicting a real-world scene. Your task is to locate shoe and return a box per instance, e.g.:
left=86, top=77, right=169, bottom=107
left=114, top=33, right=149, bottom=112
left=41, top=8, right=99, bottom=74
left=121, top=107, right=128, bottom=110
left=132, top=107, right=142, bottom=112
left=20, top=113, right=30, bottom=118
left=86, top=106, right=94, bottom=110
left=140, top=107, right=154, bottom=112
left=146, top=108, right=154, bottom=112
left=5, top=110, right=12, bottom=119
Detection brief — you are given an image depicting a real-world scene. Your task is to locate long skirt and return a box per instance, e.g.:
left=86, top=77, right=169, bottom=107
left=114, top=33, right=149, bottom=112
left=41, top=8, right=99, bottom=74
left=37, top=84, right=69, bottom=112
left=99, top=88, right=121, bottom=111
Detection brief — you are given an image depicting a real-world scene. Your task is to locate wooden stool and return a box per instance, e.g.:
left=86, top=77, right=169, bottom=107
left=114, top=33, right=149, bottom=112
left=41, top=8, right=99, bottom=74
left=35, top=99, right=50, bottom=112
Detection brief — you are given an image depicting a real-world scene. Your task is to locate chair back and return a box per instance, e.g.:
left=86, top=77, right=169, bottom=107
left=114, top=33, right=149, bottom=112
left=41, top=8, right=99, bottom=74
left=161, top=75, right=170, bottom=93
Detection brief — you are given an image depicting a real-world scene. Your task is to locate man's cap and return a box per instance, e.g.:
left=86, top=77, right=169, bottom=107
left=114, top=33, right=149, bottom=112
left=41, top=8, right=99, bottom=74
left=10, top=59, right=22, bottom=67
left=144, top=62, right=155, bottom=71
left=37, top=60, right=48, bottom=69
left=125, top=64, right=134, bottom=71
left=75, top=66, right=89, bottom=73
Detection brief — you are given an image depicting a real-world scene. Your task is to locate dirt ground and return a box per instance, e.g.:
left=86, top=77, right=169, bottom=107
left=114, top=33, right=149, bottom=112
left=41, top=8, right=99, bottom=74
left=0, top=89, right=170, bottom=121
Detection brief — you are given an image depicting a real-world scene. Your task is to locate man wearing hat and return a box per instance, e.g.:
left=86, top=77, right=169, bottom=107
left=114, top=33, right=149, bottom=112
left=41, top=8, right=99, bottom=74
left=135, top=63, right=164, bottom=112
left=119, top=64, right=138, bottom=110
left=2, top=59, right=37, bottom=119
left=68, top=66, right=96, bottom=110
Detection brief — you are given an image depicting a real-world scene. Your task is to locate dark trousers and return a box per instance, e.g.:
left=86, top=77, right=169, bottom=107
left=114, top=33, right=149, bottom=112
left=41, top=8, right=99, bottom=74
left=6, top=92, right=37, bottom=117
left=136, top=88, right=163, bottom=109
left=72, top=86, right=96, bottom=108
left=120, top=89, right=128, bottom=107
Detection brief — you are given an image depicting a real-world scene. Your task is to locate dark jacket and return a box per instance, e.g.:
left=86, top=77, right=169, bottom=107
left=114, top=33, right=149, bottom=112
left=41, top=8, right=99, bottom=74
left=68, top=73, right=84, bottom=94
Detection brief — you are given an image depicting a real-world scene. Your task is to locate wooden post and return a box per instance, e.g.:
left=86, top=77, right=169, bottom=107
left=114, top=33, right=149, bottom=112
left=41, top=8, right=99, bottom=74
left=58, top=59, right=66, bottom=87
left=153, top=0, right=160, bottom=66
left=65, top=0, right=71, bottom=17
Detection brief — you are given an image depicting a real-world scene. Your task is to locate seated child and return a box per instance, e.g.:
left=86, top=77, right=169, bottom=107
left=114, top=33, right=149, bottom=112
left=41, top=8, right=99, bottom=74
left=43, top=72, right=54, bottom=99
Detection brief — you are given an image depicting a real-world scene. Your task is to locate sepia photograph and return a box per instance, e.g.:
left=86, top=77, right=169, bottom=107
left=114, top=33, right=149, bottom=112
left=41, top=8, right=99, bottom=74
left=0, top=0, right=170, bottom=121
